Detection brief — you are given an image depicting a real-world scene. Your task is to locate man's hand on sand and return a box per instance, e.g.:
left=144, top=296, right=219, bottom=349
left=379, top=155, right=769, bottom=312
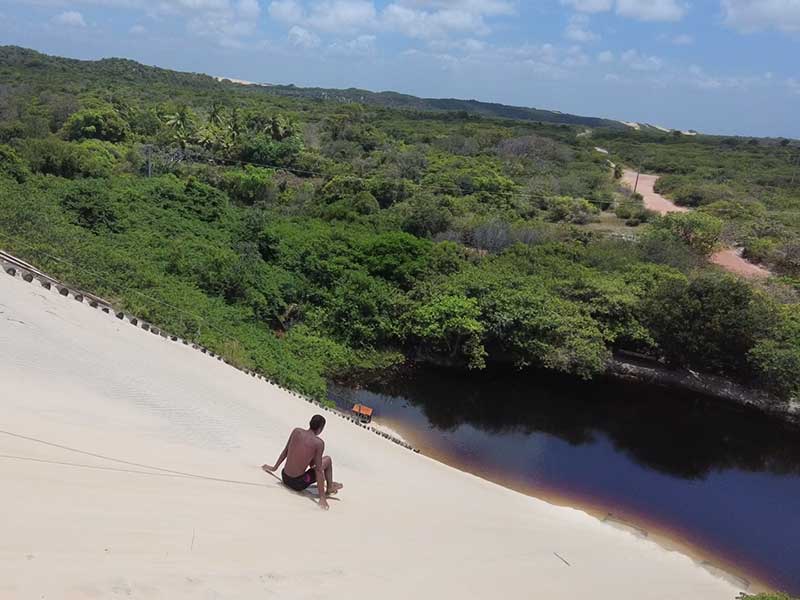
left=319, top=498, right=330, bottom=511
left=262, top=464, right=276, bottom=473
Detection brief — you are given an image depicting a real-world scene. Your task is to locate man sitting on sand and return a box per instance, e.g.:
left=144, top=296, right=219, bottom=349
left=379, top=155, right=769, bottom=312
left=262, top=414, right=343, bottom=510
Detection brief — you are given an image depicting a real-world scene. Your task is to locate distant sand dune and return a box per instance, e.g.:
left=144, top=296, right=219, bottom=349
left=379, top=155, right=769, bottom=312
left=0, top=273, right=744, bottom=599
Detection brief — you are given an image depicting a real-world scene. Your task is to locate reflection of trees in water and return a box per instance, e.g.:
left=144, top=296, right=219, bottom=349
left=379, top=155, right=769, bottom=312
left=366, top=367, right=800, bottom=480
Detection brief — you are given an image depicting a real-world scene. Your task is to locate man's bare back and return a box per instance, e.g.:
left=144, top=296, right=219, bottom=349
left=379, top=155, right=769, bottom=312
left=283, top=427, right=323, bottom=478
left=262, top=414, right=343, bottom=510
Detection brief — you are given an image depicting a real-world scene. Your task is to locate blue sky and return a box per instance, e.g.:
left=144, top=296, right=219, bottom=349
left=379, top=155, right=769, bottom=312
left=1, top=0, right=799, bottom=137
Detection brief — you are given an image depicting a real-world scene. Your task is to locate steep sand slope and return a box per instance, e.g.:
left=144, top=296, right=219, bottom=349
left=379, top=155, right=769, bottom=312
left=621, top=169, right=770, bottom=278
left=0, top=274, right=743, bottom=600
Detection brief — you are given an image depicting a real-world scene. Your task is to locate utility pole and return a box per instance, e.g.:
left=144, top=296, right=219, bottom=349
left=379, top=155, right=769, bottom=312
left=633, top=162, right=642, bottom=196
left=145, top=145, right=152, bottom=178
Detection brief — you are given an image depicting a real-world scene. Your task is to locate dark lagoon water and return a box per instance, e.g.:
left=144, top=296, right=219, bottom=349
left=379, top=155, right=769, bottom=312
left=329, top=367, right=800, bottom=595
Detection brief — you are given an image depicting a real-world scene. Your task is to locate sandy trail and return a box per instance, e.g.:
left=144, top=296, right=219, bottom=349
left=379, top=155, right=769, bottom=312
left=621, top=169, right=771, bottom=278
left=710, top=249, right=772, bottom=278
left=0, top=273, right=744, bottom=599
left=621, top=171, right=689, bottom=216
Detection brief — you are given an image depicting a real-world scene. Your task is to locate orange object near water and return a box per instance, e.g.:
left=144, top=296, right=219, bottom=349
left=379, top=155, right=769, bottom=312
left=352, top=404, right=374, bottom=422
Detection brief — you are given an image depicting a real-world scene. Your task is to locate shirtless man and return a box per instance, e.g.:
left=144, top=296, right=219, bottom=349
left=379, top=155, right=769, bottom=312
left=262, top=415, right=343, bottom=510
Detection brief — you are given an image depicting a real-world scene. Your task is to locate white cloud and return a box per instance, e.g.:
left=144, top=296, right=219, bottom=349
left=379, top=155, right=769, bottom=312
left=597, top=49, right=614, bottom=62
left=53, top=10, right=87, bottom=27
left=180, top=0, right=262, bottom=46
left=680, top=64, right=774, bottom=91
left=129, top=23, right=147, bottom=34
left=563, top=44, right=589, bottom=66
left=564, top=0, right=687, bottom=21
left=787, top=78, right=800, bottom=95
left=270, top=0, right=305, bottom=23
left=270, top=0, right=515, bottom=40
left=39, top=0, right=264, bottom=45
left=671, top=33, right=693, bottom=44
left=561, top=0, right=613, bottom=12
left=564, top=14, right=598, bottom=41
left=722, top=0, right=800, bottom=33
left=382, top=0, right=514, bottom=39
left=401, top=38, right=601, bottom=79
left=238, top=0, right=261, bottom=20
left=328, top=33, right=376, bottom=54
left=288, top=24, right=320, bottom=47
left=616, top=0, right=686, bottom=21
left=621, top=48, right=663, bottom=71
left=429, top=37, right=488, bottom=52
left=306, top=0, right=377, bottom=33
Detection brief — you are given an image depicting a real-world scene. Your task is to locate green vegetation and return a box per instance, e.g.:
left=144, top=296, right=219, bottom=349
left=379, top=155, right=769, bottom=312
left=0, top=46, right=798, bottom=404
left=595, top=129, right=800, bottom=276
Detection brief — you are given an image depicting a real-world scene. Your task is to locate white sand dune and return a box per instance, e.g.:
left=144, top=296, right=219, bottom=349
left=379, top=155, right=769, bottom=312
left=0, top=273, right=744, bottom=599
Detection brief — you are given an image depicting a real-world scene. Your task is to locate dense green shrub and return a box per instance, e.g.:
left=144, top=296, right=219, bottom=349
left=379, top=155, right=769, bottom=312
left=238, top=133, right=303, bottom=167
left=0, top=144, right=30, bottom=182
left=615, top=203, right=654, bottom=226
left=18, top=137, right=118, bottom=178
left=650, top=211, right=723, bottom=256
left=405, top=293, right=486, bottom=369
left=539, top=195, right=600, bottom=224
left=220, top=166, right=278, bottom=205
left=749, top=305, right=800, bottom=398
left=62, top=106, right=130, bottom=142
left=642, top=272, right=777, bottom=374
left=60, top=179, right=122, bottom=233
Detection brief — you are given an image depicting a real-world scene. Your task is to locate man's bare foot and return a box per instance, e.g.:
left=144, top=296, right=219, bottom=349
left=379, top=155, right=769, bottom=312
left=326, top=482, right=344, bottom=495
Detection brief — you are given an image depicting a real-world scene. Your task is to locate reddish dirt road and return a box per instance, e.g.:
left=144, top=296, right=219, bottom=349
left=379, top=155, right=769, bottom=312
left=709, top=249, right=771, bottom=278
left=621, top=171, right=689, bottom=216
left=621, top=169, right=771, bottom=279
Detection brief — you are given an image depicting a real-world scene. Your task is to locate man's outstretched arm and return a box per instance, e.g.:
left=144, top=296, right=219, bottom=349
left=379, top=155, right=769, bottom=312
left=262, top=432, right=292, bottom=473
left=313, top=441, right=329, bottom=511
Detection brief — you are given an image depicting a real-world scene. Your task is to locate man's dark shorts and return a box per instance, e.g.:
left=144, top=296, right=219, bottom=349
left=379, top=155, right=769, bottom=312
left=281, top=468, right=315, bottom=491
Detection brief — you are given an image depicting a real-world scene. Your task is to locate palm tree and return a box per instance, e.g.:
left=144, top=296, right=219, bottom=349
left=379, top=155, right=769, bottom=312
left=268, top=115, right=294, bottom=141
left=164, top=105, right=193, bottom=149
left=228, top=107, right=242, bottom=144
left=208, top=102, right=225, bottom=127
left=196, top=125, right=232, bottom=155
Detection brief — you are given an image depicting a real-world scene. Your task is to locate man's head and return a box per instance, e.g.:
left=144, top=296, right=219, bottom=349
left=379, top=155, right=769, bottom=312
left=309, top=414, right=326, bottom=435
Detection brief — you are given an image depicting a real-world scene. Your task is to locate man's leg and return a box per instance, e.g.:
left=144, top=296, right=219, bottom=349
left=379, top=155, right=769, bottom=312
left=321, top=456, right=343, bottom=494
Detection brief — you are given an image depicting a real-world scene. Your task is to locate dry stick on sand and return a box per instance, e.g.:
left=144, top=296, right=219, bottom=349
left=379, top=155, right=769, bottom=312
left=554, top=552, right=571, bottom=567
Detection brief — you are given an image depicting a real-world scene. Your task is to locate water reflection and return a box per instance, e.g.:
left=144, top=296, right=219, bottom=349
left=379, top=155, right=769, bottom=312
left=359, top=367, right=800, bottom=480
left=330, top=366, right=800, bottom=594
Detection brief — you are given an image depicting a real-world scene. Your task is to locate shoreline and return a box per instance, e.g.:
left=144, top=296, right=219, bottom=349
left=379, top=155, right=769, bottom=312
left=0, top=263, right=750, bottom=599
left=374, top=414, right=774, bottom=595
left=607, top=355, right=800, bottom=427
